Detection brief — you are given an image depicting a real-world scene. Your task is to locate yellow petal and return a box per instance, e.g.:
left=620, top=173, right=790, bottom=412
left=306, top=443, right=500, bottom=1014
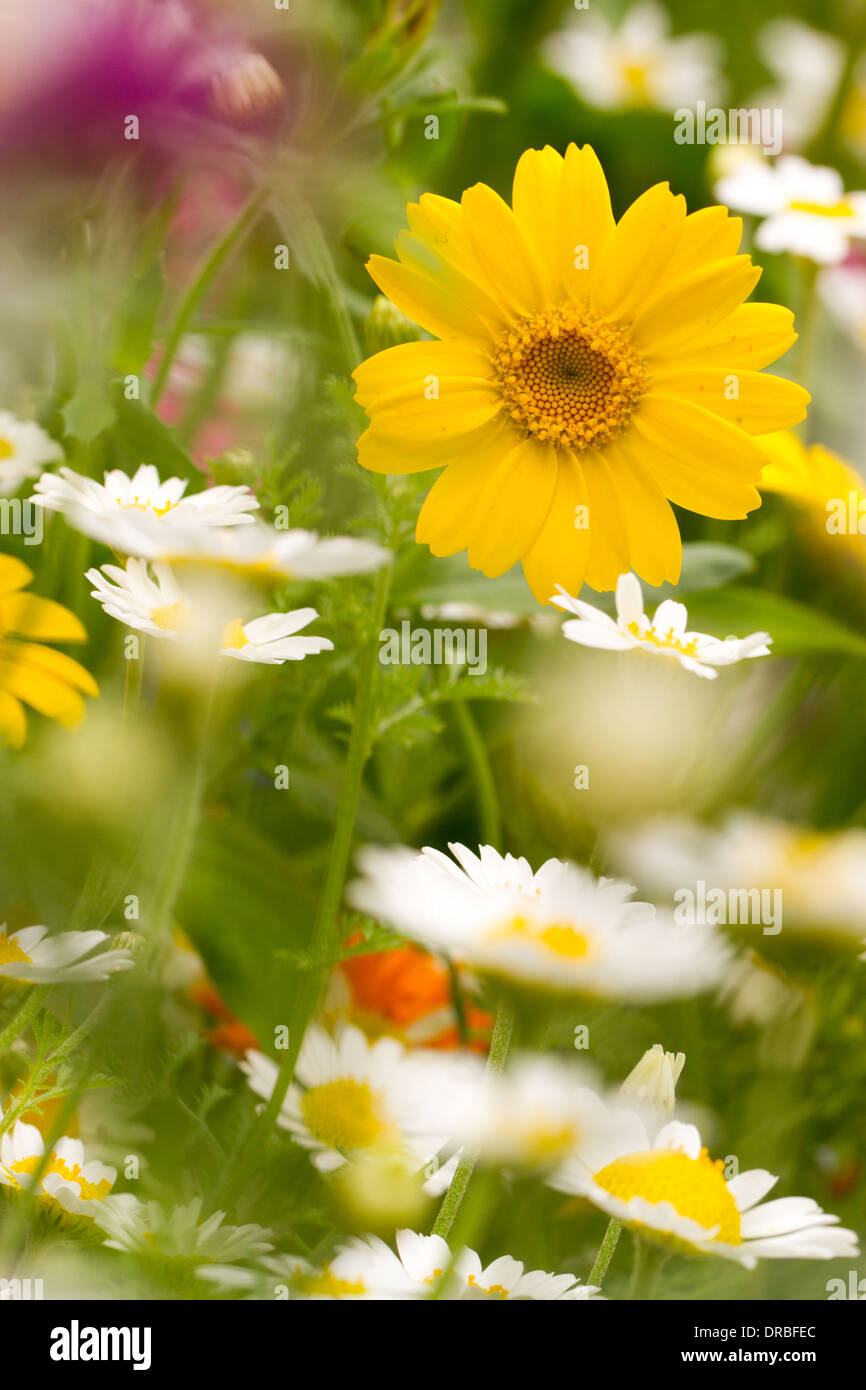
left=633, top=256, right=762, bottom=356
left=461, top=183, right=547, bottom=317
left=366, top=254, right=505, bottom=344
left=558, top=144, right=615, bottom=302
left=650, top=205, right=742, bottom=297
left=0, top=690, right=26, bottom=748
left=592, top=182, right=687, bottom=322
left=631, top=399, right=763, bottom=518
left=0, top=592, right=88, bottom=642
left=522, top=452, right=591, bottom=602
left=602, top=439, right=683, bottom=587
left=406, top=193, right=482, bottom=284
left=679, top=302, right=798, bottom=371
left=0, top=555, right=34, bottom=596
left=358, top=410, right=503, bottom=475
left=8, top=642, right=99, bottom=696
left=636, top=393, right=773, bottom=478
left=511, top=146, right=566, bottom=301
left=647, top=368, right=809, bottom=434
left=353, top=341, right=493, bottom=411
left=0, top=657, right=87, bottom=728
left=466, top=435, right=558, bottom=575
left=416, top=425, right=515, bottom=556
left=581, top=451, right=631, bottom=591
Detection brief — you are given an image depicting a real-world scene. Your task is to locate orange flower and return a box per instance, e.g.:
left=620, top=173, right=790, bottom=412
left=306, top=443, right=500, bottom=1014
left=340, top=941, right=493, bottom=1052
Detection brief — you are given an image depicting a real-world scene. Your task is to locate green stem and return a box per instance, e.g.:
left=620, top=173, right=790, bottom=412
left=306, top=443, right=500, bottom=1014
left=235, top=562, right=393, bottom=1170
left=453, top=700, right=501, bottom=846
left=0, top=987, right=49, bottom=1069
left=151, top=184, right=271, bottom=407
left=430, top=995, right=514, bottom=1239
left=588, top=1216, right=623, bottom=1289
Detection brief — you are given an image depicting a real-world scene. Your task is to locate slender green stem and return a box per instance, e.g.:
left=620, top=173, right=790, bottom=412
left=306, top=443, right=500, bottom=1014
left=453, top=699, right=501, bottom=847
left=430, top=995, right=514, bottom=1239
left=151, top=184, right=271, bottom=407
left=0, top=987, right=49, bottom=1065
left=234, top=563, right=393, bottom=1174
left=588, top=1216, right=623, bottom=1289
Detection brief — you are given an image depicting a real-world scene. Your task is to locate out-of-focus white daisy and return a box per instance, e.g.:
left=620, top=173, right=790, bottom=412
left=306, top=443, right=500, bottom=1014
left=267, top=1228, right=601, bottom=1300
left=0, top=1121, right=116, bottom=1217
left=349, top=842, right=730, bottom=1001
left=162, top=521, right=391, bottom=580
left=32, top=463, right=259, bottom=553
left=611, top=813, right=866, bottom=946
left=716, top=950, right=806, bottom=1028
left=553, top=574, right=771, bottom=680
left=620, top=1044, right=684, bottom=1115
left=0, top=411, right=62, bottom=495
left=94, top=1194, right=273, bottom=1280
left=818, top=260, right=866, bottom=349
left=0, top=923, right=133, bottom=984
left=240, top=1024, right=471, bottom=1182
left=750, top=20, right=842, bottom=151
left=543, top=1, right=724, bottom=113
left=86, top=559, right=333, bottom=664
left=550, top=1106, right=859, bottom=1268
left=716, top=155, right=866, bottom=264
left=455, top=1054, right=604, bottom=1171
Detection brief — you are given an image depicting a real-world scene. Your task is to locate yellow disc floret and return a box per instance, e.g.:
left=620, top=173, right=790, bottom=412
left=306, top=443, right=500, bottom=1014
left=301, top=1078, right=386, bottom=1152
left=493, top=304, right=647, bottom=451
left=594, top=1147, right=741, bottom=1245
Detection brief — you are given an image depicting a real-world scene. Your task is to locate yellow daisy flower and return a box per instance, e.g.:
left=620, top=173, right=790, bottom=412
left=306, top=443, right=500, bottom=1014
left=353, top=144, right=809, bottom=602
left=0, top=554, right=98, bottom=748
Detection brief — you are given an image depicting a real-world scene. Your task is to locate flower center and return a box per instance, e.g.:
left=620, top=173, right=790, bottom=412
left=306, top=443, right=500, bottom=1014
left=489, top=915, right=590, bottom=959
left=626, top=621, right=699, bottom=657
left=292, top=1265, right=367, bottom=1299
left=788, top=200, right=854, bottom=219
left=116, top=496, right=177, bottom=517
left=594, top=1147, right=741, bottom=1244
left=0, top=438, right=15, bottom=461
left=46, top=1156, right=112, bottom=1202
left=0, top=931, right=31, bottom=968
left=150, top=600, right=190, bottom=631
left=493, top=305, right=647, bottom=450
left=466, top=1274, right=510, bottom=1299
left=300, top=1079, right=386, bottom=1151
left=221, top=618, right=248, bottom=650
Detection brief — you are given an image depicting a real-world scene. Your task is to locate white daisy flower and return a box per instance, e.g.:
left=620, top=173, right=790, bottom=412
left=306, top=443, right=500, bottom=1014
left=0, top=923, right=134, bottom=984
left=0, top=412, right=62, bottom=495
left=553, top=573, right=771, bottom=680
left=611, top=813, right=866, bottom=945
left=240, top=1024, right=471, bottom=1181
left=268, top=1229, right=600, bottom=1300
left=715, top=154, right=866, bottom=264
left=620, top=1044, right=685, bottom=1115
left=0, top=1121, right=116, bottom=1217
left=543, top=0, right=724, bottom=113
left=750, top=20, right=842, bottom=151
left=86, top=559, right=333, bottom=664
left=349, top=842, right=731, bottom=1000
left=549, top=1105, right=859, bottom=1269
left=160, top=520, right=391, bottom=580
left=94, top=1194, right=273, bottom=1278
left=31, top=463, right=259, bottom=553
left=455, top=1053, right=606, bottom=1171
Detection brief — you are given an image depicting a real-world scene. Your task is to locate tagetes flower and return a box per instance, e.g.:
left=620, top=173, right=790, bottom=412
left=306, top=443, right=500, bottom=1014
left=353, top=145, right=808, bottom=602
left=338, top=939, right=493, bottom=1051
left=0, top=554, right=98, bottom=748
left=550, top=1108, right=859, bottom=1267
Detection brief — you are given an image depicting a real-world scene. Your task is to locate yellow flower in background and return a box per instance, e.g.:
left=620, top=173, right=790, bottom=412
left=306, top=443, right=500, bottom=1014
left=354, top=144, right=809, bottom=603
left=759, top=429, right=865, bottom=510
left=0, top=554, right=98, bottom=748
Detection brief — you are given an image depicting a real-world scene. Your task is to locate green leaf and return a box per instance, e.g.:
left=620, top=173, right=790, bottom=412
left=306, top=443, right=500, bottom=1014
left=640, top=543, right=755, bottom=603
left=110, top=261, right=164, bottom=374
left=111, top=395, right=200, bottom=482
left=685, top=588, right=866, bottom=658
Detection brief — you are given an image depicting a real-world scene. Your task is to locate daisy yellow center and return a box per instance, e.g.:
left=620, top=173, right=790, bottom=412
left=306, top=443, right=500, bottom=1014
left=788, top=200, right=854, bottom=219
left=221, top=618, right=248, bottom=650
left=150, top=600, right=189, bottom=631
left=467, top=1274, right=510, bottom=1298
left=45, top=1156, right=112, bottom=1201
left=594, top=1147, right=741, bottom=1244
left=0, top=931, right=31, bottom=967
left=627, top=620, right=699, bottom=657
left=293, top=1266, right=367, bottom=1298
left=117, top=496, right=177, bottom=517
left=493, top=305, right=647, bottom=451
left=0, top=438, right=15, bottom=461
left=301, top=1078, right=386, bottom=1151
left=620, top=61, right=653, bottom=100
left=490, top=915, right=590, bottom=959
